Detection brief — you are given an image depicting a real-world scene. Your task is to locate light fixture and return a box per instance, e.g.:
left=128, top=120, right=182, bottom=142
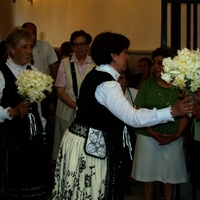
left=27, top=0, right=33, bottom=5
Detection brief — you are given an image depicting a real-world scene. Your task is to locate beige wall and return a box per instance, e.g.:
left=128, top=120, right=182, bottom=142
left=0, top=0, right=162, bottom=51
left=1, top=1, right=199, bottom=72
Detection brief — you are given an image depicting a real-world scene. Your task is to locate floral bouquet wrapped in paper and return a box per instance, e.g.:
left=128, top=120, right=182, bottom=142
left=16, top=69, right=54, bottom=103
left=161, top=48, right=200, bottom=95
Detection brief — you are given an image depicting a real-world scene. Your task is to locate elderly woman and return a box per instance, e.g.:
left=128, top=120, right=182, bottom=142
left=52, top=30, right=95, bottom=161
left=131, top=46, right=190, bottom=200
left=52, top=32, right=194, bottom=200
left=0, top=27, right=47, bottom=199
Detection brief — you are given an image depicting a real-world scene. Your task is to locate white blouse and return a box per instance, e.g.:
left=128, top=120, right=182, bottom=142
left=95, top=64, right=174, bottom=128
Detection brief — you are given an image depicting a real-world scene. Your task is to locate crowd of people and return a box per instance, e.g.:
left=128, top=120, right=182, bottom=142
left=0, top=24, right=199, bottom=200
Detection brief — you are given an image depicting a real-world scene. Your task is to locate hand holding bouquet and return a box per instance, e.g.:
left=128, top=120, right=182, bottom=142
left=161, top=48, right=200, bottom=94
left=161, top=48, right=200, bottom=117
left=15, top=69, right=53, bottom=139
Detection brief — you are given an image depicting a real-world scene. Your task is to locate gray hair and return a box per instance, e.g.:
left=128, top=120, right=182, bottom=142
left=6, top=26, right=34, bottom=57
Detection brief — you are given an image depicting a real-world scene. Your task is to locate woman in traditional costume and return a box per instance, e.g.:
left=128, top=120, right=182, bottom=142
left=0, top=27, right=48, bottom=200
left=52, top=32, right=194, bottom=200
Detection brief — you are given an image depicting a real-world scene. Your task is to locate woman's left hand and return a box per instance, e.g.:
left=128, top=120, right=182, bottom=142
left=9, top=101, right=30, bottom=117
left=149, top=131, right=169, bottom=144
left=158, top=133, right=180, bottom=146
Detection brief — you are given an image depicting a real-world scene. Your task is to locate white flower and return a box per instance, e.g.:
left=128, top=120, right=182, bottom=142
left=161, top=48, right=200, bottom=93
left=160, top=72, right=172, bottom=83
left=15, top=70, right=54, bottom=103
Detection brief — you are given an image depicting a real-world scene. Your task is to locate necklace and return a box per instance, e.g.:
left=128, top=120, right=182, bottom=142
left=156, top=82, right=175, bottom=106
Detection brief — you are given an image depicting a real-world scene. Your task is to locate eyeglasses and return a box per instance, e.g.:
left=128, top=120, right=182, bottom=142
left=152, top=60, right=163, bottom=66
left=71, top=42, right=87, bottom=48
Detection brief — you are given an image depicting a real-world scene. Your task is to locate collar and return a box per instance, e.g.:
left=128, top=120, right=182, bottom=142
left=95, top=64, right=120, bottom=81
left=70, top=53, right=93, bottom=64
left=6, top=57, right=29, bottom=71
left=34, top=40, right=40, bottom=49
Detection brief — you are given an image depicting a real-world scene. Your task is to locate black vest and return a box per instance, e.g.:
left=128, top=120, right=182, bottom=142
left=0, top=64, right=44, bottom=144
left=76, top=68, right=125, bottom=154
left=75, top=67, right=127, bottom=200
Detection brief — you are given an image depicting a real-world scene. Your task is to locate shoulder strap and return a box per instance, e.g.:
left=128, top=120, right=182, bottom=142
left=127, top=88, right=134, bottom=106
left=70, top=56, right=78, bottom=100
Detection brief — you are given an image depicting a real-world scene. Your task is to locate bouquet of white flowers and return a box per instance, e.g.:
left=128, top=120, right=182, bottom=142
left=161, top=48, right=200, bottom=94
left=16, top=69, right=54, bottom=103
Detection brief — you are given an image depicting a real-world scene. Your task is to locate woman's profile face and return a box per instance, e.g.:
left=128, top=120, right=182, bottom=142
left=10, top=38, right=33, bottom=66
left=111, top=49, right=129, bottom=73
left=71, top=36, right=89, bottom=58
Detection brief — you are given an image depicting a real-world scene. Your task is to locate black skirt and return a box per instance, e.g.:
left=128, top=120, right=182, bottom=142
left=0, top=122, right=48, bottom=200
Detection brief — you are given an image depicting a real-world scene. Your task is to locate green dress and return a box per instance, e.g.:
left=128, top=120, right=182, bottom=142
left=131, top=77, right=188, bottom=184
left=134, top=77, right=180, bottom=136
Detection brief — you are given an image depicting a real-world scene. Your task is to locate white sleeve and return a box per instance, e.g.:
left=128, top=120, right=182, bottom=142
left=95, top=81, right=174, bottom=128
left=0, top=71, right=10, bottom=122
